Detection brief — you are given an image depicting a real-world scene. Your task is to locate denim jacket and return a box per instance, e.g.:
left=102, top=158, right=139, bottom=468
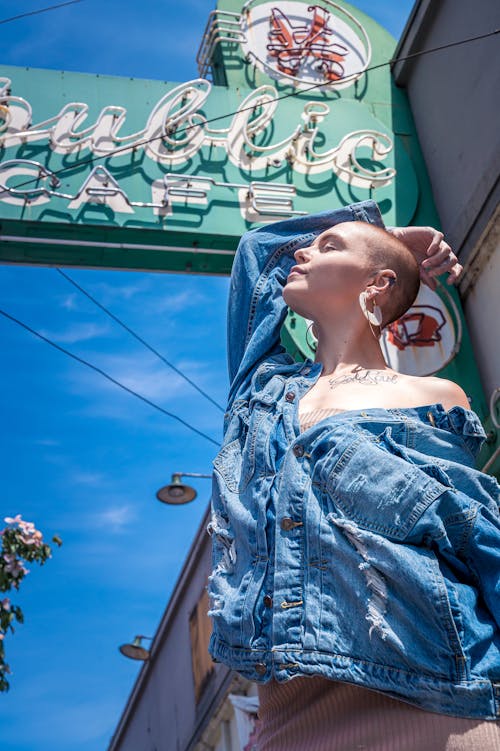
left=207, top=200, right=500, bottom=719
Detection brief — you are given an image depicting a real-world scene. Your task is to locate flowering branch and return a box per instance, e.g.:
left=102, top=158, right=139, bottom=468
left=0, top=515, right=62, bottom=691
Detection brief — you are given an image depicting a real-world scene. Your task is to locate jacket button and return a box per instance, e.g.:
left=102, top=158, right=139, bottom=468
left=281, top=517, right=295, bottom=530
left=263, top=594, right=273, bottom=608
left=293, top=444, right=304, bottom=457
left=255, top=663, right=267, bottom=675
left=285, top=392, right=295, bottom=402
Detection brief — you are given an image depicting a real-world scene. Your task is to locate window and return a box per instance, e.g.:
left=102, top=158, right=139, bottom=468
left=189, top=586, right=214, bottom=703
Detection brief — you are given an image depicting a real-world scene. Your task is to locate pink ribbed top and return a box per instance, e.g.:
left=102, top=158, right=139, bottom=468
left=298, top=406, right=346, bottom=431
left=254, top=408, right=500, bottom=750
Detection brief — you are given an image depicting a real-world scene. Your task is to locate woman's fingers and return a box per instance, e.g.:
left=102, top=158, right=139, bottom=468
left=420, top=234, right=463, bottom=284
left=419, top=266, right=437, bottom=290
left=444, top=262, right=463, bottom=284
left=390, top=225, right=463, bottom=287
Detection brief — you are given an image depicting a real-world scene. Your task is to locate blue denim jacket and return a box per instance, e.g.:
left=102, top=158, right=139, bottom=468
left=207, top=200, right=500, bottom=719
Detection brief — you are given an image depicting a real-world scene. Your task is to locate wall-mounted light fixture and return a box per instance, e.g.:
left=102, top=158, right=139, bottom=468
left=156, top=472, right=211, bottom=505
left=119, top=635, right=153, bottom=661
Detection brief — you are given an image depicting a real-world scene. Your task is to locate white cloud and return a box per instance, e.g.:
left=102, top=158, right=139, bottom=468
left=87, top=278, right=152, bottom=303
left=56, top=502, right=138, bottom=535
left=66, top=350, right=214, bottom=406
left=92, top=504, right=137, bottom=532
left=59, top=293, right=78, bottom=311
left=71, top=471, right=107, bottom=487
left=39, top=321, right=111, bottom=344
left=144, top=287, right=208, bottom=315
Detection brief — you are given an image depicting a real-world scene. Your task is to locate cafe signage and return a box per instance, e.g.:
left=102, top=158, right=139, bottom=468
left=0, top=0, right=485, bottom=413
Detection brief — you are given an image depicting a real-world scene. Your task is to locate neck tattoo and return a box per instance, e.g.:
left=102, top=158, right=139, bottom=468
left=328, top=367, right=398, bottom=390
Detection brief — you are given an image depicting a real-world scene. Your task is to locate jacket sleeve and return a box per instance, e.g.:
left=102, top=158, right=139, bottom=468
left=329, top=420, right=500, bottom=628
left=454, top=499, right=500, bottom=628
left=410, top=468, right=500, bottom=629
left=226, top=200, right=385, bottom=407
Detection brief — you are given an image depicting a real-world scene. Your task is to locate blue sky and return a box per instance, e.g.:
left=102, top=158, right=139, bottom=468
left=0, top=2, right=415, bottom=749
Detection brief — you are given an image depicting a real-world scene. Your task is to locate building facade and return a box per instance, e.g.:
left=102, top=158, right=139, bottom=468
left=393, top=0, right=499, bottom=474
left=107, top=2, right=499, bottom=749
left=108, top=504, right=259, bottom=751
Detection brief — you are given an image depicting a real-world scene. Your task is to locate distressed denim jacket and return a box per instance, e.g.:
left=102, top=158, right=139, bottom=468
left=207, top=200, right=500, bottom=719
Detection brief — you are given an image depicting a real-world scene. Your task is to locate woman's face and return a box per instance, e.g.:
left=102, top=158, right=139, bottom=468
left=282, top=221, right=374, bottom=321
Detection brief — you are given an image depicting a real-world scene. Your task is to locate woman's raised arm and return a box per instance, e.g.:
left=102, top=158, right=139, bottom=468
left=226, top=201, right=384, bottom=407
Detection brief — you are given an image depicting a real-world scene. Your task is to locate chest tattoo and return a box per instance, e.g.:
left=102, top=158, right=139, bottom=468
left=328, top=367, right=399, bottom=389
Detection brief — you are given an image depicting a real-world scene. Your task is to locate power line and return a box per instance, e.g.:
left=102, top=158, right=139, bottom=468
left=0, top=306, right=220, bottom=447
left=0, top=0, right=85, bottom=26
left=9, top=28, right=500, bottom=193
left=55, top=267, right=225, bottom=412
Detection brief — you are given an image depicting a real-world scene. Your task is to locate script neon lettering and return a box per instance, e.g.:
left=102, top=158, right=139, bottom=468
left=0, top=77, right=394, bottom=189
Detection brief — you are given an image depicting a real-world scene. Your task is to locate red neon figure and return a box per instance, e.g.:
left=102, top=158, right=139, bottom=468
left=267, top=5, right=348, bottom=81
left=386, top=307, right=447, bottom=351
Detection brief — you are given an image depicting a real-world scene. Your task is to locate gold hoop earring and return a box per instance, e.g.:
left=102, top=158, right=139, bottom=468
left=358, top=291, right=383, bottom=326
left=306, top=322, right=317, bottom=352
left=359, top=291, right=382, bottom=340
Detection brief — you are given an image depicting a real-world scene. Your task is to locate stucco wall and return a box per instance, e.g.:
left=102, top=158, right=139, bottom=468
left=393, top=0, right=500, bottom=264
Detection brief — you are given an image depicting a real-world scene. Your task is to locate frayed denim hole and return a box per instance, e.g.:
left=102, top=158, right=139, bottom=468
left=327, top=515, right=403, bottom=648
left=207, top=510, right=237, bottom=576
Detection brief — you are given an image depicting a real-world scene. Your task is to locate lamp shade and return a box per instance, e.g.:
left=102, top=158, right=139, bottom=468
left=156, top=473, right=197, bottom=505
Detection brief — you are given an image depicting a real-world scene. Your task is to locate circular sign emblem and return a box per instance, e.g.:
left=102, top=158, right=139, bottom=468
left=241, top=0, right=371, bottom=89
left=380, top=283, right=462, bottom=376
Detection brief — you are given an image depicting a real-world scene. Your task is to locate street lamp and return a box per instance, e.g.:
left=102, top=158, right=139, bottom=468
left=119, top=635, right=153, bottom=661
left=156, top=472, right=211, bottom=505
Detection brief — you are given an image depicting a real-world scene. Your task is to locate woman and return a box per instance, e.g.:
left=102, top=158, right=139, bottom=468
left=207, top=200, right=500, bottom=750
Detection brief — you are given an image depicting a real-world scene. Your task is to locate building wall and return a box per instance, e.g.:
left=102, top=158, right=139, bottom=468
left=459, top=208, right=500, bottom=416
left=393, top=0, right=499, bottom=262
left=393, top=0, right=500, bottom=408
left=108, top=505, right=234, bottom=751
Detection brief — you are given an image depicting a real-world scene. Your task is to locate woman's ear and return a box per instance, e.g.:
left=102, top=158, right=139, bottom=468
left=367, top=269, right=397, bottom=296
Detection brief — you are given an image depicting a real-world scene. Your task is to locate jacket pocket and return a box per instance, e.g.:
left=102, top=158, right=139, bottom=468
left=213, top=436, right=255, bottom=494
left=326, top=434, right=448, bottom=540
left=380, top=426, right=457, bottom=488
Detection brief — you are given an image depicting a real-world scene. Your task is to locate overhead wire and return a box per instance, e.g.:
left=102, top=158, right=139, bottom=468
left=2, top=0, right=225, bottom=418
left=2, top=26, right=499, bottom=445
left=0, top=0, right=85, bottom=26
left=55, top=267, right=225, bottom=412
left=0, top=307, right=220, bottom=447
left=8, top=27, right=500, bottom=194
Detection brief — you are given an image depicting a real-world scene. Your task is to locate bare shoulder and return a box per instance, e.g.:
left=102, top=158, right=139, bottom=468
left=408, top=375, right=471, bottom=411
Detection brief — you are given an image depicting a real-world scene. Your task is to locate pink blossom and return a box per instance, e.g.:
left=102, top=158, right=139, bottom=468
left=21, top=528, right=43, bottom=547
left=1, top=598, right=10, bottom=611
left=0, top=633, right=4, bottom=641
left=4, top=515, right=23, bottom=525
left=19, top=521, right=36, bottom=535
left=2, top=554, right=28, bottom=578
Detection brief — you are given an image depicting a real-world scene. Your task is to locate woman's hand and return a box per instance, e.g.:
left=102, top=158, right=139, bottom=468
left=388, top=226, right=462, bottom=290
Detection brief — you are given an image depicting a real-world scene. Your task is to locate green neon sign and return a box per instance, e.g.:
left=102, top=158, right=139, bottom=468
left=0, top=0, right=495, bottom=471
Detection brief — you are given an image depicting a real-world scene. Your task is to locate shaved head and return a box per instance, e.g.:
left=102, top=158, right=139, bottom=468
left=350, top=222, right=420, bottom=327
